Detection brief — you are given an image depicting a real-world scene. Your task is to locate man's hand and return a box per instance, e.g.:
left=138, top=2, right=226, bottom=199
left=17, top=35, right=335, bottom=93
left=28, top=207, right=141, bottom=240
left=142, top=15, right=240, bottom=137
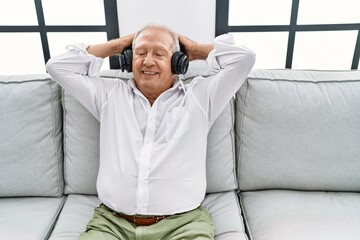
left=86, top=34, right=135, bottom=58
left=179, top=35, right=214, bottom=61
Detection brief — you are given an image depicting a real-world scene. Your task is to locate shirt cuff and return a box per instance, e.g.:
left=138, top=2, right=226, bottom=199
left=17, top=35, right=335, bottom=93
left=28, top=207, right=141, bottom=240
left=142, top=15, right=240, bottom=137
left=66, top=43, right=104, bottom=76
left=206, top=34, right=235, bottom=72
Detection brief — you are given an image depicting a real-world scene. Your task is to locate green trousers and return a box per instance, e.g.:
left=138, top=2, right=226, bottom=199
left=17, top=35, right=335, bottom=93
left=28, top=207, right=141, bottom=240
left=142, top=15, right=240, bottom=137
left=79, top=205, right=215, bottom=240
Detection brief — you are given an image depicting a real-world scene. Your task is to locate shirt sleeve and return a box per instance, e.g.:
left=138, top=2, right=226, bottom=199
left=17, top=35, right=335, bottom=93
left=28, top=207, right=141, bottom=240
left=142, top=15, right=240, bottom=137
left=189, top=33, right=256, bottom=125
left=46, top=43, right=118, bottom=121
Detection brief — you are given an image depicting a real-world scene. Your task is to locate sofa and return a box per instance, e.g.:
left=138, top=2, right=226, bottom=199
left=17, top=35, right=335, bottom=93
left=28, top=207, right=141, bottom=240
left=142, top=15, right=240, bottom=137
left=1, top=60, right=360, bottom=240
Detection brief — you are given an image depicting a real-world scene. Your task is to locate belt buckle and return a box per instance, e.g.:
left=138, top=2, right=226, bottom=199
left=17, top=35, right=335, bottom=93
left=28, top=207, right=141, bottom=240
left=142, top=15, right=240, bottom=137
left=132, top=214, right=166, bottom=225
left=133, top=214, right=138, bottom=225
left=132, top=214, right=144, bottom=225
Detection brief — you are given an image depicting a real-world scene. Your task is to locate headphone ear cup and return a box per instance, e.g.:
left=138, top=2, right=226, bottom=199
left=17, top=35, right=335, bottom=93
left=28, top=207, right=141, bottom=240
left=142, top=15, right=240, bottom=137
left=171, top=51, right=189, bottom=75
left=119, top=54, right=126, bottom=72
left=119, top=48, right=133, bottom=72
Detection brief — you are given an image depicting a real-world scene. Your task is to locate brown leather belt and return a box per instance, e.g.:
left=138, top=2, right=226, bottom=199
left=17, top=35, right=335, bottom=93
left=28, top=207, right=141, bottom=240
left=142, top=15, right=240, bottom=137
left=117, top=213, right=169, bottom=226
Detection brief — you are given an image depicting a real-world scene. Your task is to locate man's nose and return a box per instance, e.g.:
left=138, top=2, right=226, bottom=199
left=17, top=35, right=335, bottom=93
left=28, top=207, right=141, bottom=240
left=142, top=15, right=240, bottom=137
left=143, top=54, right=155, bottom=66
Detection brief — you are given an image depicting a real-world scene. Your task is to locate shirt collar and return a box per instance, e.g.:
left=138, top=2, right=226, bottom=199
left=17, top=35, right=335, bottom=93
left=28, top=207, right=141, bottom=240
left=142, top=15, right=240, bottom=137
left=128, top=75, right=185, bottom=95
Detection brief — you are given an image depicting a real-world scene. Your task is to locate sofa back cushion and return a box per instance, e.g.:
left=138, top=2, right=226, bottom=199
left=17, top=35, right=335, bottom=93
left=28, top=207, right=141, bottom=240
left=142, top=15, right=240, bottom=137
left=236, top=69, right=360, bottom=191
left=62, top=90, right=100, bottom=194
left=63, top=62, right=237, bottom=195
left=0, top=74, right=63, bottom=197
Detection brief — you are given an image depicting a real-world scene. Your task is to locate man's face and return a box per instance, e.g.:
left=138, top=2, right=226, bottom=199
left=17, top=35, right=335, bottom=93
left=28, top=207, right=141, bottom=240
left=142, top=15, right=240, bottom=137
left=132, top=27, right=175, bottom=102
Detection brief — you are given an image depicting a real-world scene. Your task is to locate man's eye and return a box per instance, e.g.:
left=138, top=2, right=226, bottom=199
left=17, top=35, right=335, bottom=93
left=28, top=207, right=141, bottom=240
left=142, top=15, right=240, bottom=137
left=155, top=52, right=165, bottom=57
left=136, top=52, right=146, bottom=56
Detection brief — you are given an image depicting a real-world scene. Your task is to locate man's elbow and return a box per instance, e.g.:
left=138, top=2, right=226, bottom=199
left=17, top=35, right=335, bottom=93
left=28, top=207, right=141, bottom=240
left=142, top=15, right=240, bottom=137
left=242, top=47, right=256, bottom=68
left=45, top=58, right=56, bottom=76
left=232, top=47, right=256, bottom=73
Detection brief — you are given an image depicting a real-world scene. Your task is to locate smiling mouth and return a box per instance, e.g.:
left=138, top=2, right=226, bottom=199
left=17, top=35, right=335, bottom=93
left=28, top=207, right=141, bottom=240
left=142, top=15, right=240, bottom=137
left=142, top=71, right=159, bottom=75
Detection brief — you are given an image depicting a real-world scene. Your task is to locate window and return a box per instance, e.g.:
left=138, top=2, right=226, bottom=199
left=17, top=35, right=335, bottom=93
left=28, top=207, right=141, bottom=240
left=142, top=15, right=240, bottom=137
left=217, top=0, right=360, bottom=70
left=0, top=0, right=119, bottom=75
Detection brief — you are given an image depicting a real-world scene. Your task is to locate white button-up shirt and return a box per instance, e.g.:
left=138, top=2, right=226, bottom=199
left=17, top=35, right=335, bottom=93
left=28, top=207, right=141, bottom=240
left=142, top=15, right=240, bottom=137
left=46, top=34, right=255, bottom=215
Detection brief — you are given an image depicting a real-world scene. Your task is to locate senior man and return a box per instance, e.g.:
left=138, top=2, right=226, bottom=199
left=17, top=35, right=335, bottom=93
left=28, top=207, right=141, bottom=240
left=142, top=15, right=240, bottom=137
left=46, top=23, right=255, bottom=240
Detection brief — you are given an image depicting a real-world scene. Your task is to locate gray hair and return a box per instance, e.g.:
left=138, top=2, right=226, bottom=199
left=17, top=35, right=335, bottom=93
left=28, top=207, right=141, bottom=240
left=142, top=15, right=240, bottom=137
left=132, top=23, right=180, bottom=52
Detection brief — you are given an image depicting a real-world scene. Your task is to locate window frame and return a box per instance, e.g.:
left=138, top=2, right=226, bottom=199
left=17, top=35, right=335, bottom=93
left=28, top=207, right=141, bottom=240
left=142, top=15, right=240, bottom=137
left=216, top=0, right=360, bottom=69
left=0, top=0, right=120, bottom=69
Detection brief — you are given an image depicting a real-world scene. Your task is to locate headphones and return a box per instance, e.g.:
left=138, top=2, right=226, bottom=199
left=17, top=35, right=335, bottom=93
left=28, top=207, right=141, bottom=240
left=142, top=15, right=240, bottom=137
left=119, top=43, right=189, bottom=75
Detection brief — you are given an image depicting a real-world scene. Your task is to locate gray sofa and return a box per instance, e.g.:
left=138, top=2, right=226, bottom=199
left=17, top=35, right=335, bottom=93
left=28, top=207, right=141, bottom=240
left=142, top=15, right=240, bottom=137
left=1, top=61, right=360, bottom=240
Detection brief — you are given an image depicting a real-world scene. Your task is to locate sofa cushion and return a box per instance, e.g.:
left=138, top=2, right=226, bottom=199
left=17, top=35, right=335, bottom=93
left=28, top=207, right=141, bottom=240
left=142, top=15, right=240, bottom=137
left=202, top=191, right=248, bottom=240
left=240, top=190, right=360, bottom=240
left=0, top=74, right=63, bottom=197
left=49, top=190, right=246, bottom=240
left=236, top=69, right=360, bottom=191
left=205, top=98, right=237, bottom=193
left=49, top=195, right=101, bottom=240
left=63, top=60, right=237, bottom=194
left=62, top=90, right=100, bottom=195
left=0, top=197, right=65, bottom=240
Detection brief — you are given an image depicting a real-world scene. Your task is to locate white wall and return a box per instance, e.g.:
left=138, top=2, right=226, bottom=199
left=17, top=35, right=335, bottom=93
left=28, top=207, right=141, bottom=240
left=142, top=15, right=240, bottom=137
left=117, top=0, right=216, bottom=43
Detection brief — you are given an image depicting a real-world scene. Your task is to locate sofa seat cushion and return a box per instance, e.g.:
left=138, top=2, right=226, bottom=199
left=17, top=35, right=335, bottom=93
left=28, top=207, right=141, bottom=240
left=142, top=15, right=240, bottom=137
left=0, top=74, right=63, bottom=197
left=0, top=197, right=65, bottom=240
left=49, top=195, right=101, bottom=240
left=240, top=190, right=360, bottom=240
left=202, top=191, right=248, bottom=240
left=50, top=191, right=247, bottom=240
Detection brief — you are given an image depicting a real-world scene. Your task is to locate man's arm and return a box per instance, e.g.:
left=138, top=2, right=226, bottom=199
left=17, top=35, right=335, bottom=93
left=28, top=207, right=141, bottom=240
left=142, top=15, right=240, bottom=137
left=178, top=35, right=214, bottom=61
left=180, top=34, right=256, bottom=124
left=46, top=34, right=134, bottom=120
left=86, top=34, right=134, bottom=58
